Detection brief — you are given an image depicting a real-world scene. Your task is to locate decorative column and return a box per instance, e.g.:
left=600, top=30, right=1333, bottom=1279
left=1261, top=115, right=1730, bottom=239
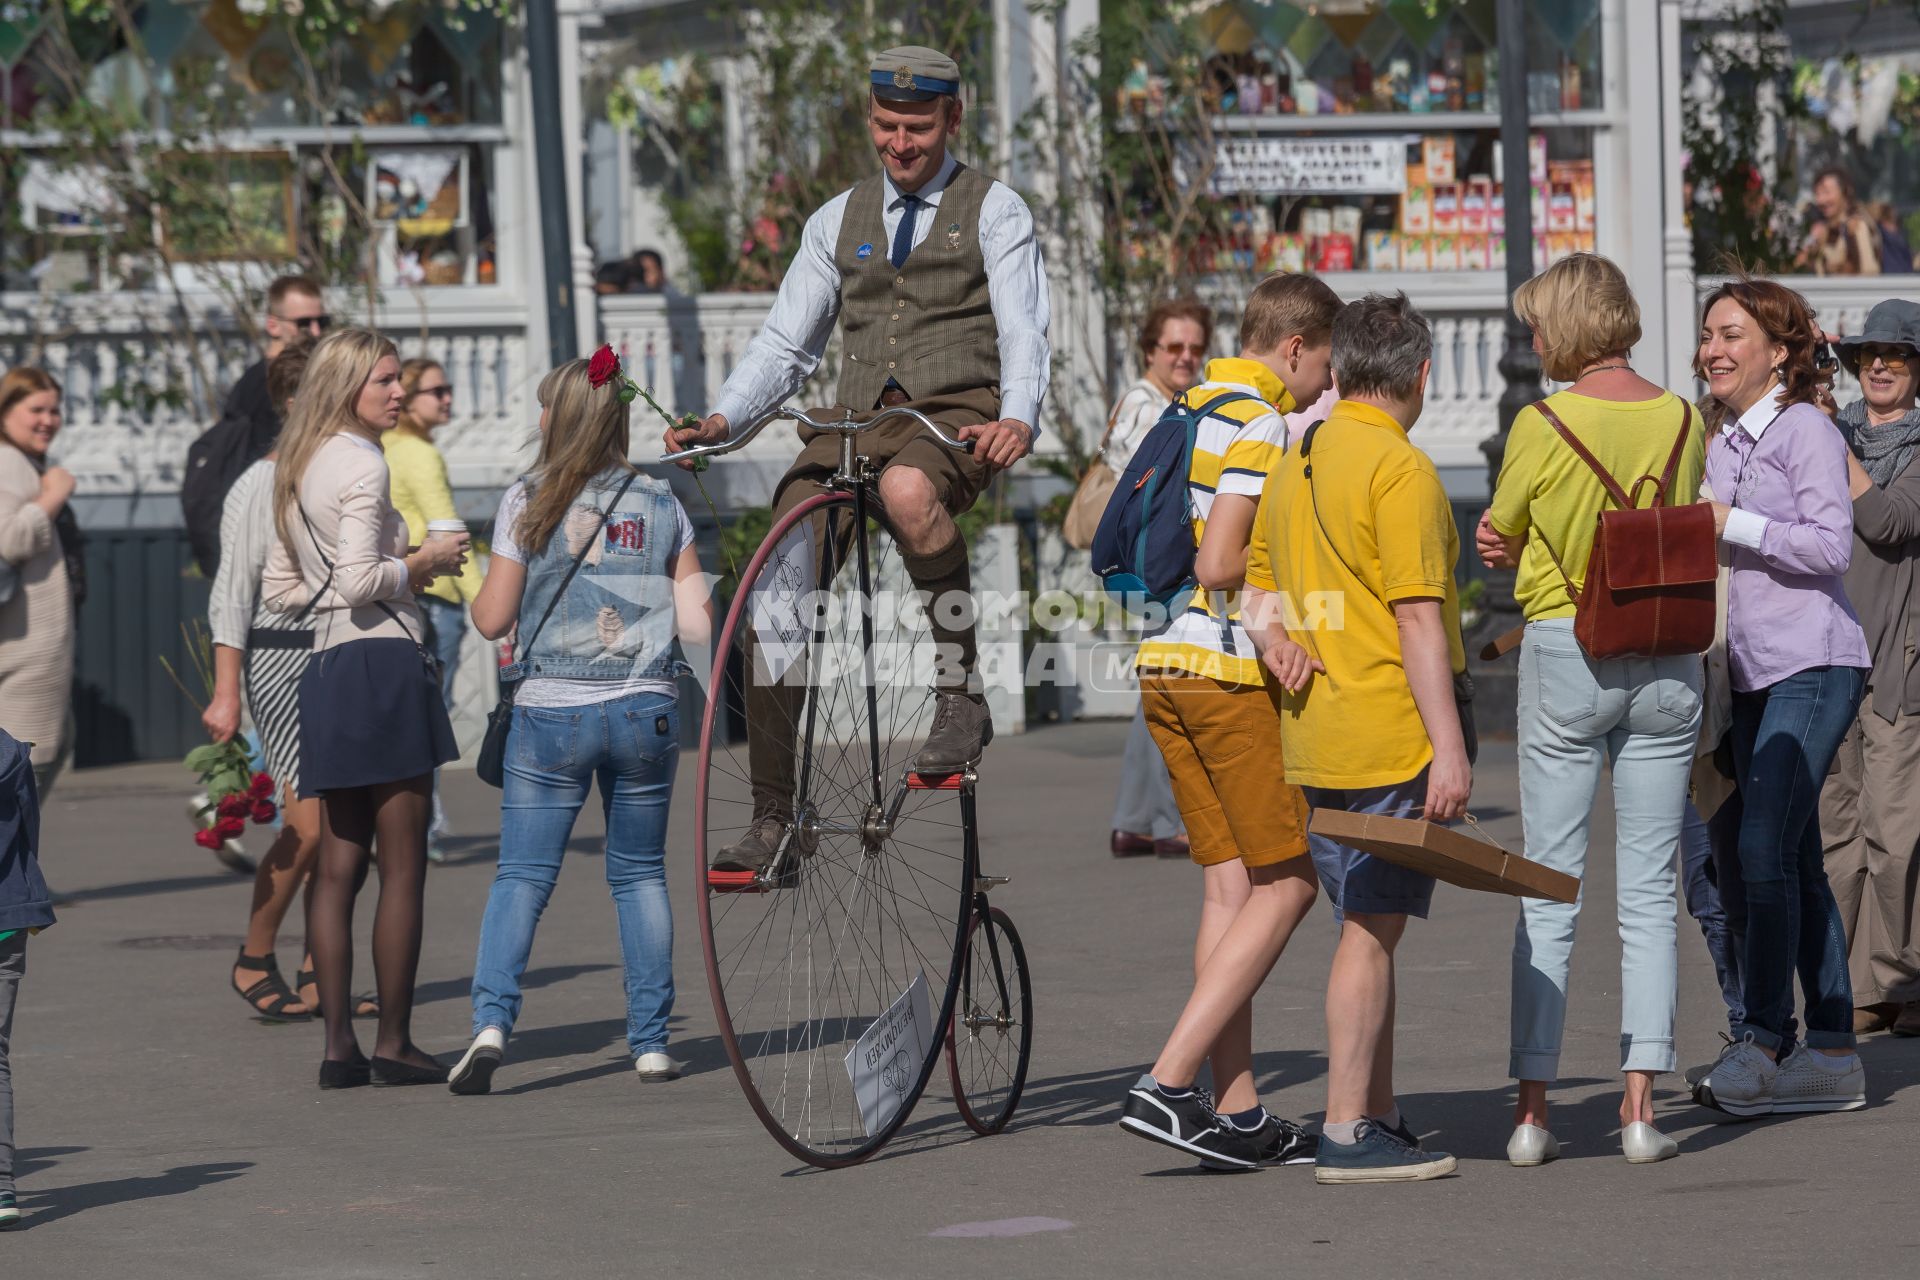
left=525, top=0, right=580, bottom=366
left=1468, top=0, right=1547, bottom=733
left=558, top=1, right=601, bottom=355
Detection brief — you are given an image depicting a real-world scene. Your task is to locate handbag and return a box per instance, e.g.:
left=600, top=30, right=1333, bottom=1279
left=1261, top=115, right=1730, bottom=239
left=1061, top=399, right=1131, bottom=551
left=477, top=472, right=638, bottom=788
left=1531, top=401, right=1716, bottom=659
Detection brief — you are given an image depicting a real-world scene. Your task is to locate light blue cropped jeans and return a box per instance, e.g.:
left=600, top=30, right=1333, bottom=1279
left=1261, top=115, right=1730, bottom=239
left=1510, top=619, right=1702, bottom=1082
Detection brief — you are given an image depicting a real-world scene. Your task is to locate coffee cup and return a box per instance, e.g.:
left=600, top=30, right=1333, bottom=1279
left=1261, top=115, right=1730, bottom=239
left=426, top=519, right=468, bottom=540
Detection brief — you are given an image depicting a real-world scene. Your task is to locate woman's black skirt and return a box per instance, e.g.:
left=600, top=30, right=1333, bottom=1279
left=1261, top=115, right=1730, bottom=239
left=297, top=637, right=456, bottom=797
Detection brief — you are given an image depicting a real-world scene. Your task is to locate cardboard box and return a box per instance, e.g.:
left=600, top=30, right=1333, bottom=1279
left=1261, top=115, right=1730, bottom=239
left=1490, top=232, right=1507, bottom=272
left=1428, top=234, right=1460, bottom=271
left=1422, top=135, right=1456, bottom=186
left=1432, top=182, right=1459, bottom=234
left=1573, top=162, right=1595, bottom=233
left=1529, top=133, right=1548, bottom=185
left=1459, top=233, right=1490, bottom=270
left=1272, top=233, right=1308, bottom=273
left=1548, top=232, right=1579, bottom=262
left=1401, top=165, right=1431, bottom=235
left=1315, top=233, right=1356, bottom=272
left=1398, top=234, right=1429, bottom=271
left=1307, top=810, right=1579, bottom=903
left=1462, top=177, right=1491, bottom=234
left=1363, top=230, right=1398, bottom=271
left=1332, top=205, right=1363, bottom=242
left=1302, top=206, right=1334, bottom=239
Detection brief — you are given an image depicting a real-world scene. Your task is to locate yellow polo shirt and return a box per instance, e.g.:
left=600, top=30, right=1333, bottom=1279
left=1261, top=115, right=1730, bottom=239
left=1487, top=390, right=1705, bottom=622
left=1244, top=399, right=1464, bottom=789
left=1133, top=357, right=1295, bottom=684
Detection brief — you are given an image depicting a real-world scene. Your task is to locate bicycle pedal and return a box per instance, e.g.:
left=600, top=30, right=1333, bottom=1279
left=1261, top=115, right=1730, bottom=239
left=905, top=770, right=969, bottom=790
left=973, top=875, right=1010, bottom=893
left=706, top=867, right=796, bottom=894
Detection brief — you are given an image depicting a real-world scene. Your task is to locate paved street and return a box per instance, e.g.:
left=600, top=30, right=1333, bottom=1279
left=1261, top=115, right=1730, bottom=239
left=4, top=722, right=1915, bottom=1278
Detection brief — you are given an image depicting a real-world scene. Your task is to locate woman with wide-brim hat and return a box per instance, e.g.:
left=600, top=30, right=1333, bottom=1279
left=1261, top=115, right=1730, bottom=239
left=1823, top=298, right=1920, bottom=1039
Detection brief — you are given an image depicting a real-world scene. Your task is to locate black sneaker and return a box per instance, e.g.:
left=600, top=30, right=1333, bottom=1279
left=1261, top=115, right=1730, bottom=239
left=1238, top=1112, right=1318, bottom=1166
left=1377, top=1111, right=1420, bottom=1149
left=1119, top=1075, right=1261, bottom=1171
left=1315, top=1120, right=1457, bottom=1185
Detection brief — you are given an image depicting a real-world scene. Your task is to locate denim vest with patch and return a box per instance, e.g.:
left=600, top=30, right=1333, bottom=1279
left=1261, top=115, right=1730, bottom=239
left=507, top=469, right=685, bottom=683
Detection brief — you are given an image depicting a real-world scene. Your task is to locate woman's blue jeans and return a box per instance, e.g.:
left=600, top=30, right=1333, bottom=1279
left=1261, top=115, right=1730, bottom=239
left=1729, top=665, right=1865, bottom=1052
left=471, top=691, right=679, bottom=1057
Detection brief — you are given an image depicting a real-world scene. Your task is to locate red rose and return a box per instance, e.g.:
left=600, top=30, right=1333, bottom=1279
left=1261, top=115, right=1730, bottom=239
left=216, top=794, right=250, bottom=820
left=250, top=772, right=275, bottom=798
left=588, top=344, right=620, bottom=389
left=251, top=800, right=277, bottom=825
left=214, top=815, right=247, bottom=840
left=193, top=827, right=222, bottom=850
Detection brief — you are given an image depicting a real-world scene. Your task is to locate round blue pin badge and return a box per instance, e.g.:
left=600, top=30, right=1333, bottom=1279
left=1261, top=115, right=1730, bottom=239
left=857, top=243, right=874, bottom=260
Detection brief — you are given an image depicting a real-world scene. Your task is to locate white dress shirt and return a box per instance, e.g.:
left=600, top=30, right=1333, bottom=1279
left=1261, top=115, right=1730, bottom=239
left=712, top=153, right=1051, bottom=434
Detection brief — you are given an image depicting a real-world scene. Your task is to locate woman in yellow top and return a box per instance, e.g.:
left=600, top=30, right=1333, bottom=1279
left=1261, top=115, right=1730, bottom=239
left=1476, top=253, right=1706, bottom=1169
left=383, top=359, right=483, bottom=862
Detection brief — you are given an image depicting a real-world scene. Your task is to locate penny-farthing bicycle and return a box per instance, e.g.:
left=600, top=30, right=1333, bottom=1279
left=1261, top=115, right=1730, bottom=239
left=664, top=406, right=1032, bottom=1168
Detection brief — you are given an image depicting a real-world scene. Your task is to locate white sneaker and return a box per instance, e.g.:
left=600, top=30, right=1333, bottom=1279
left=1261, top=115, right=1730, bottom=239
left=1700, top=1037, right=1777, bottom=1117
left=635, top=1051, right=683, bottom=1082
left=1685, top=1032, right=1739, bottom=1090
left=449, top=1027, right=506, bottom=1096
left=1771, top=1045, right=1866, bottom=1113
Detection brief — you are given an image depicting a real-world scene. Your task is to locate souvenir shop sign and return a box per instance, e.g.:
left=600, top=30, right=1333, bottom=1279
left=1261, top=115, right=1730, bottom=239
left=1207, top=137, right=1408, bottom=197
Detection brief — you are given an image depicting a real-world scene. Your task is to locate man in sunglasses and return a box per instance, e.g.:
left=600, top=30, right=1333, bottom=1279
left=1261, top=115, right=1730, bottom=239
left=182, top=274, right=328, bottom=576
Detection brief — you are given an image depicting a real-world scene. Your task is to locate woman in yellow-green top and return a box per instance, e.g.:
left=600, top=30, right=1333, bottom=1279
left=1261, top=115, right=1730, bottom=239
left=383, top=358, right=483, bottom=862
left=1476, top=253, right=1707, bottom=1170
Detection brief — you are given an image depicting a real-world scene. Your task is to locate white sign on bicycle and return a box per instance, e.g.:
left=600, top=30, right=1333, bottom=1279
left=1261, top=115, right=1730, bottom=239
left=749, top=520, right=815, bottom=685
left=845, top=971, right=933, bottom=1137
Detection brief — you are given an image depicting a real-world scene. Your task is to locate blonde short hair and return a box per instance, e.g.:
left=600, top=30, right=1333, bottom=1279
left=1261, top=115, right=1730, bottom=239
left=1512, top=252, right=1643, bottom=382
left=1238, top=272, right=1342, bottom=354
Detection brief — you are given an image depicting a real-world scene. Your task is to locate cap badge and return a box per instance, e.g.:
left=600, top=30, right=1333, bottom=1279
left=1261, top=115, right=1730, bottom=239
left=892, top=67, right=915, bottom=89
left=946, top=222, right=961, bottom=250
left=856, top=243, right=874, bottom=260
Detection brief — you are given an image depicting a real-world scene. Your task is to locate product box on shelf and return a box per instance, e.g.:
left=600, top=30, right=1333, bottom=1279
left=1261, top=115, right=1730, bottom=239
left=1462, top=177, right=1491, bottom=234
left=1459, top=233, right=1490, bottom=270
left=1401, top=164, right=1431, bottom=235
left=1547, top=171, right=1577, bottom=233
left=1573, top=164, right=1596, bottom=233
left=1398, top=234, right=1429, bottom=271
left=1432, top=182, right=1460, bottom=234
left=1363, top=230, right=1398, bottom=271
left=1315, top=234, right=1357, bottom=272
left=1429, top=234, right=1460, bottom=271
left=1422, top=136, right=1456, bottom=186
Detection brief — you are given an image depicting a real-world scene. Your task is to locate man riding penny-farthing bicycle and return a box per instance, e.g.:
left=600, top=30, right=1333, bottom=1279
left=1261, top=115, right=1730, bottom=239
left=663, top=45, right=1045, bottom=1166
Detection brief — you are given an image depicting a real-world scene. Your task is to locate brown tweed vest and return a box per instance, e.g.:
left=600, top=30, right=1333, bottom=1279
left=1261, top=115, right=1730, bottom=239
left=832, top=163, right=1000, bottom=411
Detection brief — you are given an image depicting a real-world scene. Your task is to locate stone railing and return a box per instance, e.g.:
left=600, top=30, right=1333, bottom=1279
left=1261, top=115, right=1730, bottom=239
left=1, top=290, right=537, bottom=508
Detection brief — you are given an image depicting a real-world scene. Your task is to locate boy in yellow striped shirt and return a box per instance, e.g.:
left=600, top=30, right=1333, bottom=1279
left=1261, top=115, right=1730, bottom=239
left=1119, top=273, right=1342, bottom=1170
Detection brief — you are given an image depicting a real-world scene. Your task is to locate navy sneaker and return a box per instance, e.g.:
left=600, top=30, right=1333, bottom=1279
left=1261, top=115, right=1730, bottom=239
left=1242, top=1112, right=1319, bottom=1166
left=0, top=1190, right=19, bottom=1231
left=1119, top=1076, right=1262, bottom=1171
left=1315, top=1120, right=1457, bottom=1185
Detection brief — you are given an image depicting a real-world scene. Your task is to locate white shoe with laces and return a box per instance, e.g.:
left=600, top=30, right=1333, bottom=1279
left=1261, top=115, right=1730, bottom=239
left=1770, top=1045, right=1866, bottom=1113
left=635, top=1052, right=683, bottom=1082
left=1700, top=1036, right=1777, bottom=1117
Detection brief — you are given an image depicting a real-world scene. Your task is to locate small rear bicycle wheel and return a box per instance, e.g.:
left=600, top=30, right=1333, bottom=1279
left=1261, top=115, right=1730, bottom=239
left=947, top=906, right=1033, bottom=1135
left=696, top=490, right=973, bottom=1167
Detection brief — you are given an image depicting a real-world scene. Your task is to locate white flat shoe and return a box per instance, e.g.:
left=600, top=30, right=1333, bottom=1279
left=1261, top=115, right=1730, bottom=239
left=1621, top=1121, right=1678, bottom=1164
left=1506, top=1123, right=1559, bottom=1167
left=635, top=1051, right=683, bottom=1082
left=449, top=1027, right=506, bottom=1096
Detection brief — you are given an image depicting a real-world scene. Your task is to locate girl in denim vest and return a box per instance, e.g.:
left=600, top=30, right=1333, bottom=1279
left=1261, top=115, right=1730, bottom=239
left=450, top=356, right=711, bottom=1094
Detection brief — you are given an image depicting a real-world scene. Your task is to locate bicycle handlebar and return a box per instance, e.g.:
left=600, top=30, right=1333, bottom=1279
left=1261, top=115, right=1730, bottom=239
left=657, top=404, right=974, bottom=465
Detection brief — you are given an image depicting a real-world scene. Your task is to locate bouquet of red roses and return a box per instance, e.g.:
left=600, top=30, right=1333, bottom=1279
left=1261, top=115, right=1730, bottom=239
left=185, top=741, right=278, bottom=851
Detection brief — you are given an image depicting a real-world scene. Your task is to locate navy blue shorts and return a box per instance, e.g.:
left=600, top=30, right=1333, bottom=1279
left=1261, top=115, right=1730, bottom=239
left=1303, top=769, right=1438, bottom=922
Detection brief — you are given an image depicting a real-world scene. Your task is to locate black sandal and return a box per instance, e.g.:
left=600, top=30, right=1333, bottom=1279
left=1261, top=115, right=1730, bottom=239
left=232, top=951, right=310, bottom=1023
left=296, top=967, right=380, bottom=1019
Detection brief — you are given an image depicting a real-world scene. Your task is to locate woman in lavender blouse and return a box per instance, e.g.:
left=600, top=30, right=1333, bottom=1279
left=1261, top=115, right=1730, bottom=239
left=1694, top=279, right=1871, bottom=1119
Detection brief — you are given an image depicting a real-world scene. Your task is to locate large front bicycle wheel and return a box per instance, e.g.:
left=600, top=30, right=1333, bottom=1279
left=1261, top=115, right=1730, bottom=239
left=948, top=906, right=1033, bottom=1135
left=695, top=490, right=972, bottom=1167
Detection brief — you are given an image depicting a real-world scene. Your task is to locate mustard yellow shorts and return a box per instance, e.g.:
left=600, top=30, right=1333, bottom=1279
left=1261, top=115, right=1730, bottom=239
left=1140, top=672, right=1311, bottom=868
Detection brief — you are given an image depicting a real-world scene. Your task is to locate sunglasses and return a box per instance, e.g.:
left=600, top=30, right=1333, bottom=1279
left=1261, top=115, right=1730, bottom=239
left=1856, top=344, right=1912, bottom=372
left=1157, top=342, right=1206, bottom=358
left=275, top=313, right=332, bottom=334
left=413, top=386, right=454, bottom=400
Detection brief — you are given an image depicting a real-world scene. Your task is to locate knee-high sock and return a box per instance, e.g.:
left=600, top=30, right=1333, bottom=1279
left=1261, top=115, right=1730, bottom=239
left=902, top=532, right=976, bottom=694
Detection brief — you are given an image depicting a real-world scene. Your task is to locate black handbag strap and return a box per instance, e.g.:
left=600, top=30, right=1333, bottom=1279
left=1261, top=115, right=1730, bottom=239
left=500, top=471, right=640, bottom=703
left=297, top=502, right=419, bottom=645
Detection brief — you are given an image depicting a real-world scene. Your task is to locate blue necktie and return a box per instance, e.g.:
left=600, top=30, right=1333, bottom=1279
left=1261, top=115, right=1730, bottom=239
left=890, top=195, right=921, bottom=269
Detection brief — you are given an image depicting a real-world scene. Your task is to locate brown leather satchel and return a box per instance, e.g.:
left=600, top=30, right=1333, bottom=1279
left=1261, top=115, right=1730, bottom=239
left=1533, top=400, right=1716, bottom=659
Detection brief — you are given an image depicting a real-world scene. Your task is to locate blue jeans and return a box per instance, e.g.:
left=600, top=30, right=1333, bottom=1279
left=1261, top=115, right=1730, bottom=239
left=471, top=691, right=679, bottom=1057
left=1509, top=621, right=1700, bottom=1080
left=1680, top=798, right=1746, bottom=1027
left=1729, top=665, right=1864, bottom=1052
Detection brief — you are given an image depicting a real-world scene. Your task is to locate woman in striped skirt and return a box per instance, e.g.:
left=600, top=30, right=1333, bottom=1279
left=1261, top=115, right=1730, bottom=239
left=204, top=342, right=372, bottom=1022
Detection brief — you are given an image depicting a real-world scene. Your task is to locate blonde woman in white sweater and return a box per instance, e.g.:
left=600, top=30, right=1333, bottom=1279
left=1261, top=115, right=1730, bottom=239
left=264, top=328, right=468, bottom=1089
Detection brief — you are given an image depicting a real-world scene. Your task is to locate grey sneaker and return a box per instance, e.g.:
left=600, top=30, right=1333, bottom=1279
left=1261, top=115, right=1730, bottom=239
left=913, top=692, right=993, bottom=774
left=1699, top=1036, right=1777, bottom=1117
left=1314, top=1120, right=1457, bottom=1185
left=710, top=816, right=814, bottom=875
left=1770, top=1045, right=1866, bottom=1113
left=1685, top=1032, right=1738, bottom=1090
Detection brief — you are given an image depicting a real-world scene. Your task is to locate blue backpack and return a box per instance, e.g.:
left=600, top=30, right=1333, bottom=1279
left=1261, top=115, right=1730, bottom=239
left=1090, top=389, right=1260, bottom=616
